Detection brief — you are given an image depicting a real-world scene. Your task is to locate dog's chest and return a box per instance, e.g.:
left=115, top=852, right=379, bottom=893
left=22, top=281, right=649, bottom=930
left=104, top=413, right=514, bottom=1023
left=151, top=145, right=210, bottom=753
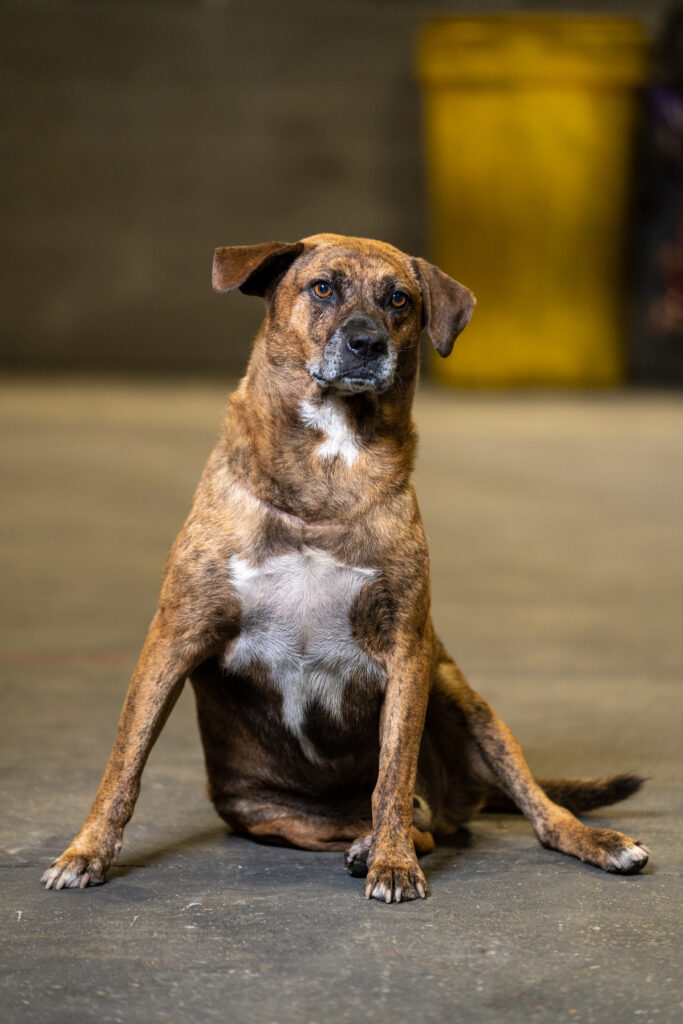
left=222, top=547, right=386, bottom=758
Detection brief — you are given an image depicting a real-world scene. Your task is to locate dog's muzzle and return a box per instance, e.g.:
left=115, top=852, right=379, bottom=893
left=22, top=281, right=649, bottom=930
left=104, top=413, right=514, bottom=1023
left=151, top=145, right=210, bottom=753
left=310, top=315, right=397, bottom=394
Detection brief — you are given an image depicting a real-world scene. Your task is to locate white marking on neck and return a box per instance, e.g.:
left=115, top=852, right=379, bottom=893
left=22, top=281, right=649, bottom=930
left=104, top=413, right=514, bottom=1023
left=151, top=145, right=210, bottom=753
left=300, top=397, right=360, bottom=466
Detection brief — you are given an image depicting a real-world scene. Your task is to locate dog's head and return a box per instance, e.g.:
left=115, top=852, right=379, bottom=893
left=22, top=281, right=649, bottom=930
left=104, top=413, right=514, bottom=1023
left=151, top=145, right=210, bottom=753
left=212, top=234, right=475, bottom=395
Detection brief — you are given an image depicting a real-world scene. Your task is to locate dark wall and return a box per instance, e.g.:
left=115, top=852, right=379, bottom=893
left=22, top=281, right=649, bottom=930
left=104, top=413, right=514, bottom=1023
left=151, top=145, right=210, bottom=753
left=0, top=0, right=669, bottom=375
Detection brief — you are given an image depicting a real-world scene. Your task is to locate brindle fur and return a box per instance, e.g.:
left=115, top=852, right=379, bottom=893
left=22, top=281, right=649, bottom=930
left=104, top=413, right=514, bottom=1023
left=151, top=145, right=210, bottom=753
left=42, top=234, right=649, bottom=901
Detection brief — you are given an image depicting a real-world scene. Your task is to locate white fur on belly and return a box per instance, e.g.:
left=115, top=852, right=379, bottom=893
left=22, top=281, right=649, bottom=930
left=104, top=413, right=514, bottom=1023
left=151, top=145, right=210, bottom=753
left=223, top=547, right=384, bottom=761
left=299, top=397, right=360, bottom=466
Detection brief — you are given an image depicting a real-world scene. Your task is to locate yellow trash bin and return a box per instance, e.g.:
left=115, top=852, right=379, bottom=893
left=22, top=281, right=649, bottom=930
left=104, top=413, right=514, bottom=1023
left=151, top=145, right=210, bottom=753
left=418, top=16, right=650, bottom=386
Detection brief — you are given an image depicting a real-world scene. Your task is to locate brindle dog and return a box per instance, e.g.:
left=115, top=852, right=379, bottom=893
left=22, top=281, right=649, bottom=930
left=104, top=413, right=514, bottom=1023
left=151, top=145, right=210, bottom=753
left=42, top=234, right=650, bottom=902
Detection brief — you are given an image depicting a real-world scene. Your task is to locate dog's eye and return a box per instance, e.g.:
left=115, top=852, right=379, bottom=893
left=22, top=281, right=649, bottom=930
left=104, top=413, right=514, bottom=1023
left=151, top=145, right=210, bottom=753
left=390, top=291, right=408, bottom=309
left=312, top=281, right=332, bottom=300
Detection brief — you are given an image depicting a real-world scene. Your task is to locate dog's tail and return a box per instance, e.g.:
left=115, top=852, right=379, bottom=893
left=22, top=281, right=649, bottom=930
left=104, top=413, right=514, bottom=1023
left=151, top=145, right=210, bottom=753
left=483, top=773, right=646, bottom=815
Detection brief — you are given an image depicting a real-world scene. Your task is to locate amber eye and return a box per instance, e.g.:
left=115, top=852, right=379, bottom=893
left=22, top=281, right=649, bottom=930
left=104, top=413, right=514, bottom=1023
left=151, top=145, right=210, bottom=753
left=390, top=291, right=408, bottom=309
left=312, top=281, right=332, bottom=299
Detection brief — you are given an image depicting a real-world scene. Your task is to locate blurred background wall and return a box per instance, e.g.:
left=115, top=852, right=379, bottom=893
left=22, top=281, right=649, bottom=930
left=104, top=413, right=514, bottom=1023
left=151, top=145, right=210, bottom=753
left=0, top=0, right=677, bottom=377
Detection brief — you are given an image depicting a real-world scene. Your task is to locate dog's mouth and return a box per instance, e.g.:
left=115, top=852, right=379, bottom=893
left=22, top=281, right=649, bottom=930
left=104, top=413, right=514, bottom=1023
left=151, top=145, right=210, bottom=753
left=309, top=317, right=398, bottom=396
left=310, top=370, right=390, bottom=394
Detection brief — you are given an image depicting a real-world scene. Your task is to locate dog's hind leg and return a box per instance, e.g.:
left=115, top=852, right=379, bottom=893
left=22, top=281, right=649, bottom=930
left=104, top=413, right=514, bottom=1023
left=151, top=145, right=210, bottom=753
left=225, top=804, right=435, bottom=871
left=427, top=649, right=649, bottom=874
left=231, top=810, right=372, bottom=852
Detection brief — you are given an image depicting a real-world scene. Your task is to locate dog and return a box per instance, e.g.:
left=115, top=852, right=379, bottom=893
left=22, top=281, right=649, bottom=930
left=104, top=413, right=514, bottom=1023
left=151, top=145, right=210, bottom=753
left=41, top=233, right=650, bottom=902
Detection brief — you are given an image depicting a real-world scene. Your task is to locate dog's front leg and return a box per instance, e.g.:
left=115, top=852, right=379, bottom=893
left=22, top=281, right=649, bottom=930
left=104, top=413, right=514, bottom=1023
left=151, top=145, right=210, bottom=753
left=41, top=613, right=201, bottom=889
left=365, top=641, right=431, bottom=904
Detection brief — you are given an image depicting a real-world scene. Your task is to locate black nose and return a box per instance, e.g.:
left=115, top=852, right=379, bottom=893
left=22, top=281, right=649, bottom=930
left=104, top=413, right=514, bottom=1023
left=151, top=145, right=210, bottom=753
left=346, top=330, right=388, bottom=360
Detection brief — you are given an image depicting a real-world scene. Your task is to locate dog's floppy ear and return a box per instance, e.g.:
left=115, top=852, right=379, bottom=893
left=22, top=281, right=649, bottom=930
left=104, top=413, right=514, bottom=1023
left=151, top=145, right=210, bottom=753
left=213, top=241, right=304, bottom=298
left=412, top=257, right=476, bottom=358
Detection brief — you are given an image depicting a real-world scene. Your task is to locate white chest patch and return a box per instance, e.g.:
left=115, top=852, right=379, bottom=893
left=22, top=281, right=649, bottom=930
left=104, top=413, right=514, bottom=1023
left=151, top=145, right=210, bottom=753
left=222, top=547, right=384, bottom=761
left=299, top=397, right=360, bottom=466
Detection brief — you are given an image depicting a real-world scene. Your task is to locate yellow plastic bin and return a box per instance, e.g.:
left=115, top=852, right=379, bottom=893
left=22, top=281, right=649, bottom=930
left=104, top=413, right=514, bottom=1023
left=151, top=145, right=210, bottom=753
left=418, top=16, right=650, bottom=386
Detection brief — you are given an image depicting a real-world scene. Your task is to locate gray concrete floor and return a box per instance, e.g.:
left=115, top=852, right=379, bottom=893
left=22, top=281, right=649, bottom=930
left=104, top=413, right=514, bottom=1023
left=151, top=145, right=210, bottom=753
left=1, top=379, right=681, bottom=1024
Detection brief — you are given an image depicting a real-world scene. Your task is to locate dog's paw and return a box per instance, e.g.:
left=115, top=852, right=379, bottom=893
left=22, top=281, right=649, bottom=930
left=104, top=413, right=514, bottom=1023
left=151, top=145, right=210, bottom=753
left=600, top=835, right=650, bottom=875
left=576, top=827, right=650, bottom=875
left=345, top=834, right=372, bottom=877
left=364, top=860, right=428, bottom=903
left=41, top=842, right=119, bottom=890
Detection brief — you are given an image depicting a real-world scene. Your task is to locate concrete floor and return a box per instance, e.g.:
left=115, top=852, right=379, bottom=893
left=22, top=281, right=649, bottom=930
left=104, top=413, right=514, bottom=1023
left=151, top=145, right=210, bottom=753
left=1, top=379, right=681, bottom=1024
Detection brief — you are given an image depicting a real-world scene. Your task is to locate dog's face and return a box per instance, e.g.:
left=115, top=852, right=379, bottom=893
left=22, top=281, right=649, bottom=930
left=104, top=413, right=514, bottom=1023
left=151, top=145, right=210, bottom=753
left=213, top=234, right=475, bottom=396
left=277, top=235, right=414, bottom=395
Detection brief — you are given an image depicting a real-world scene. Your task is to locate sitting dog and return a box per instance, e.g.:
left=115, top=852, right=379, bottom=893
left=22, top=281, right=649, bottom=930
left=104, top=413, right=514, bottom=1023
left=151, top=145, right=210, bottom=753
left=42, top=234, right=649, bottom=902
